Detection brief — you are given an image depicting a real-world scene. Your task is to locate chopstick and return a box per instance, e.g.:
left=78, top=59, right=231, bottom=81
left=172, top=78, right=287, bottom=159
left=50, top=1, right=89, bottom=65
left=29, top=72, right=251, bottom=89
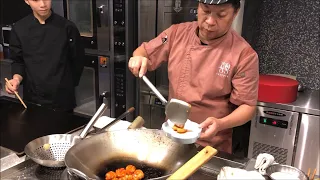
left=5, top=78, right=27, bottom=109
left=308, top=168, right=317, bottom=180
left=311, top=168, right=316, bottom=180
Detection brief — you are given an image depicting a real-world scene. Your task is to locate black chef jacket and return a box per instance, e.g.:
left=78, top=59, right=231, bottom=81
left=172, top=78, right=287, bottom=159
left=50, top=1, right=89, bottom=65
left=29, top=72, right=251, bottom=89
left=10, top=12, right=85, bottom=111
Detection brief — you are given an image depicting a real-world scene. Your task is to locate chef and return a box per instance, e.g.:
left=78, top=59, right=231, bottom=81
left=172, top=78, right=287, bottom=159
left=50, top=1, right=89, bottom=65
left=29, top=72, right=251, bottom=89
left=5, top=0, right=85, bottom=112
left=129, top=0, right=259, bottom=153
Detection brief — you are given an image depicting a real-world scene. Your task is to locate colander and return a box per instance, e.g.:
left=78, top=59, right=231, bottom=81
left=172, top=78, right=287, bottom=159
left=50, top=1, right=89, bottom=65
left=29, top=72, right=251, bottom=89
left=24, top=103, right=108, bottom=168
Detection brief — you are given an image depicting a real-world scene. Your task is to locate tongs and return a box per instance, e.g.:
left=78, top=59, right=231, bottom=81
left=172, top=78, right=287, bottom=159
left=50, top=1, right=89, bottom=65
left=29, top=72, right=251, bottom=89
left=142, top=76, right=191, bottom=127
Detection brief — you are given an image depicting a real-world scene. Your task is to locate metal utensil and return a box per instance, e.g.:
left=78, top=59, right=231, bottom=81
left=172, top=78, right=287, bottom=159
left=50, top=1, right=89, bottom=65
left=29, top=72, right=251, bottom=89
left=95, top=107, right=135, bottom=134
left=266, top=164, right=308, bottom=180
left=141, top=75, right=191, bottom=127
left=142, top=76, right=168, bottom=104
left=24, top=103, right=108, bottom=168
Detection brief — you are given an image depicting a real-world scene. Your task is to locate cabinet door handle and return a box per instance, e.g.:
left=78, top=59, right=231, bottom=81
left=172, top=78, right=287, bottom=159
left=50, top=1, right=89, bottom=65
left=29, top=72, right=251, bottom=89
left=254, top=110, right=259, bottom=128
left=289, top=115, right=294, bottom=135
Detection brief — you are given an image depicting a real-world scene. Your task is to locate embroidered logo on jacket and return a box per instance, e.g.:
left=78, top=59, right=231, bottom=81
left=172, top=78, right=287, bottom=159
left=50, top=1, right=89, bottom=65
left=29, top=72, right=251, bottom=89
left=217, top=62, right=230, bottom=77
left=161, top=35, right=168, bottom=44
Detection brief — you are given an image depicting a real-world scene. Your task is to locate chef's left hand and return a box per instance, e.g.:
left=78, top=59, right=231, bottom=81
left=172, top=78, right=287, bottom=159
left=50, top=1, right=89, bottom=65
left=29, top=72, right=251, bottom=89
left=196, top=117, right=222, bottom=146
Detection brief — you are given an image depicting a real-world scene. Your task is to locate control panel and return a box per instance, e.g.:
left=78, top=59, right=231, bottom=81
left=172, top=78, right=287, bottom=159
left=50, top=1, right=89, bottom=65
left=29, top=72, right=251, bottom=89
left=113, top=0, right=126, bottom=117
left=259, top=117, right=289, bottom=129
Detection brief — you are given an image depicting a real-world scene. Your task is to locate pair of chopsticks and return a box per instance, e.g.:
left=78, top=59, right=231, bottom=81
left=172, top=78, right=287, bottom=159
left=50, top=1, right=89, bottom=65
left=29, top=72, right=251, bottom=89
left=307, top=168, right=317, bottom=180
left=4, top=78, right=27, bottom=109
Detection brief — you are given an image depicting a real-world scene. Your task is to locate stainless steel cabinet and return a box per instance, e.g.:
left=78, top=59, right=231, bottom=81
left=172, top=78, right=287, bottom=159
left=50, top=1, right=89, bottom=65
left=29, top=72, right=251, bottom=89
left=248, top=106, right=299, bottom=165
left=294, top=114, right=320, bottom=176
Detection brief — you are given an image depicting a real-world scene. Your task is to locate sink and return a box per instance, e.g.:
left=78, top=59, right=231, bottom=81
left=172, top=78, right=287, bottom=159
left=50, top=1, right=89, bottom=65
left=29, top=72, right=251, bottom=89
left=189, top=154, right=247, bottom=179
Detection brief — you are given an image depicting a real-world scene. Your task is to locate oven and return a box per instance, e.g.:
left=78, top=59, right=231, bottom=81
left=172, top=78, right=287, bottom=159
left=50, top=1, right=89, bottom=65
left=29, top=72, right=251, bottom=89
left=74, top=54, right=111, bottom=117
left=65, top=0, right=111, bottom=53
left=59, top=0, right=138, bottom=120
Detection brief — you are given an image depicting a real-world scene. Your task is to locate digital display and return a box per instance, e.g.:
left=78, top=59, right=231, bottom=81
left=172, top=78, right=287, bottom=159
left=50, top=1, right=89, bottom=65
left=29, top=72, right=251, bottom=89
left=259, top=117, right=288, bottom=129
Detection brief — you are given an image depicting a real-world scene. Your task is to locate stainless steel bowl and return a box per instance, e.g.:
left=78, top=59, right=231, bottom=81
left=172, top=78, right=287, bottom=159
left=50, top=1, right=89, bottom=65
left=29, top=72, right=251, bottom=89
left=266, top=164, right=309, bottom=180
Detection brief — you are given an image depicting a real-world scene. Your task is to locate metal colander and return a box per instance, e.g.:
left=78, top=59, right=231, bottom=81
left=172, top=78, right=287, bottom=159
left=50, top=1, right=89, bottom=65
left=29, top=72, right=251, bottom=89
left=24, top=134, right=80, bottom=167
left=24, top=103, right=108, bottom=168
left=34, top=141, right=72, bottom=161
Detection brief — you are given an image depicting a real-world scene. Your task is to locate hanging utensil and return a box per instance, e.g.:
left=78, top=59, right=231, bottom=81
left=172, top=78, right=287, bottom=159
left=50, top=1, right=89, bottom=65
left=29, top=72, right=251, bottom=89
left=24, top=103, right=108, bottom=167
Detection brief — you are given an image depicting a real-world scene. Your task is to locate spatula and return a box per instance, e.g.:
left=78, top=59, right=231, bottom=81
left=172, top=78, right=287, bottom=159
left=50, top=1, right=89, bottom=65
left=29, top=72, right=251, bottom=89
left=142, top=75, right=191, bottom=127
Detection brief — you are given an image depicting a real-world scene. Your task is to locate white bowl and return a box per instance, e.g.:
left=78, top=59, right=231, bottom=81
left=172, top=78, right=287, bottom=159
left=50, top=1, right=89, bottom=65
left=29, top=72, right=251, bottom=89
left=161, top=119, right=202, bottom=144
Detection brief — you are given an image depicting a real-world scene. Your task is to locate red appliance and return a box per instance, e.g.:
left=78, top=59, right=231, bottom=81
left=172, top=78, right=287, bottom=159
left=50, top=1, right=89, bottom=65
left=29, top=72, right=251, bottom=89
left=258, top=74, right=299, bottom=103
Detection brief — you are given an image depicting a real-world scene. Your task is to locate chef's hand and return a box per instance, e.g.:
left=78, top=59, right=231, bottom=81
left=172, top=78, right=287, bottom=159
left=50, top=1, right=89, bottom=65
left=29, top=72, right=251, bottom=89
left=128, top=56, right=150, bottom=78
left=5, top=78, right=20, bottom=94
left=197, top=117, right=222, bottom=146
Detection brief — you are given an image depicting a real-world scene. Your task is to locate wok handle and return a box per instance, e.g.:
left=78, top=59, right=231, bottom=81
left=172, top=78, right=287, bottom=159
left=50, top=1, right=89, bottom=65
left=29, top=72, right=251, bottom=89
left=80, top=103, right=108, bottom=139
left=67, top=168, right=94, bottom=180
left=128, top=116, right=145, bottom=129
left=167, top=146, right=218, bottom=180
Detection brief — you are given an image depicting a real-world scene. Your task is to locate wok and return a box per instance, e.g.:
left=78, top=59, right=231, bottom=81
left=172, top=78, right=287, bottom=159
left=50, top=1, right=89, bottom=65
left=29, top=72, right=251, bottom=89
left=65, top=129, right=200, bottom=179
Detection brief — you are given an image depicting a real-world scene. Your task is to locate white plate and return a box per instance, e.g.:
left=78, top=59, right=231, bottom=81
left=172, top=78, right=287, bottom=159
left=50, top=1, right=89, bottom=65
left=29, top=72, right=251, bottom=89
left=161, top=119, right=202, bottom=144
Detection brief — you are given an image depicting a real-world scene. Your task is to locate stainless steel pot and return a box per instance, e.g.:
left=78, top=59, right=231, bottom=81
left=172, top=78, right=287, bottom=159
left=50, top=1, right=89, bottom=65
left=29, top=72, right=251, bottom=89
left=64, top=129, right=199, bottom=179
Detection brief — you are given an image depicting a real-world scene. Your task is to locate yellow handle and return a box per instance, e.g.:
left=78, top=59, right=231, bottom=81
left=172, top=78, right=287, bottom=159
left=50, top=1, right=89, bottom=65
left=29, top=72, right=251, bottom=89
left=167, top=146, right=218, bottom=180
left=128, top=116, right=145, bottom=129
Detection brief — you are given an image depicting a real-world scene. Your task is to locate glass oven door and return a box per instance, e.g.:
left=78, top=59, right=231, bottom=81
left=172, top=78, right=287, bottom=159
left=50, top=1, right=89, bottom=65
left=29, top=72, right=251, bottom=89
left=66, top=0, right=110, bottom=52
left=74, top=54, right=111, bottom=117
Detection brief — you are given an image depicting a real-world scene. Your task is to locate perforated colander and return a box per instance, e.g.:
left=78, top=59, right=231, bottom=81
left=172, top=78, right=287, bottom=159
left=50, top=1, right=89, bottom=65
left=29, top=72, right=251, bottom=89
left=24, top=103, right=108, bottom=168
left=24, top=134, right=80, bottom=167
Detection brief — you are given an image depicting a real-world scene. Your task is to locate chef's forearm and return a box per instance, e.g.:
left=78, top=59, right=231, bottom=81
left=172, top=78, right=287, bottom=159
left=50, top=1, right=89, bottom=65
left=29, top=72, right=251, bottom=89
left=218, top=104, right=256, bottom=131
left=133, top=45, right=148, bottom=58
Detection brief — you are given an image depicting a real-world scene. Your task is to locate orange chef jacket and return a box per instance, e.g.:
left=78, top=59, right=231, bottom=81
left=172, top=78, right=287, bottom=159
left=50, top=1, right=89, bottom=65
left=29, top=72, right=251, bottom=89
left=141, top=21, right=259, bottom=153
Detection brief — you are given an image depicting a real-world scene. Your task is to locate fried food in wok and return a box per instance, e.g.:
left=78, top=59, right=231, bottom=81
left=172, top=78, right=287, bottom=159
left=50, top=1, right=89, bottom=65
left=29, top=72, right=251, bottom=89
left=105, top=164, right=144, bottom=180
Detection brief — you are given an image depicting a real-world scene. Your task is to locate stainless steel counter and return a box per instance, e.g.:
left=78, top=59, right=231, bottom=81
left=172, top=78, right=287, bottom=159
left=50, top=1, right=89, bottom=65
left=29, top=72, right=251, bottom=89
left=0, top=146, right=26, bottom=173
left=0, top=122, right=255, bottom=179
left=257, top=90, right=320, bottom=116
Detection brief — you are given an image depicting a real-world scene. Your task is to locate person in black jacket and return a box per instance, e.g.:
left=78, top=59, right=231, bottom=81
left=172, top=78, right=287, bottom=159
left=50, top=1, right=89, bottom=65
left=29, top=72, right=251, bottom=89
left=5, top=0, right=85, bottom=112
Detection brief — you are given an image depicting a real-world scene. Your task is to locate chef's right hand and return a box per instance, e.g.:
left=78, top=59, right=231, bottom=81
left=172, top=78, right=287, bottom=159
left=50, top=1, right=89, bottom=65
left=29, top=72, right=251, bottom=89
left=5, top=78, right=20, bottom=94
left=128, top=56, right=149, bottom=78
